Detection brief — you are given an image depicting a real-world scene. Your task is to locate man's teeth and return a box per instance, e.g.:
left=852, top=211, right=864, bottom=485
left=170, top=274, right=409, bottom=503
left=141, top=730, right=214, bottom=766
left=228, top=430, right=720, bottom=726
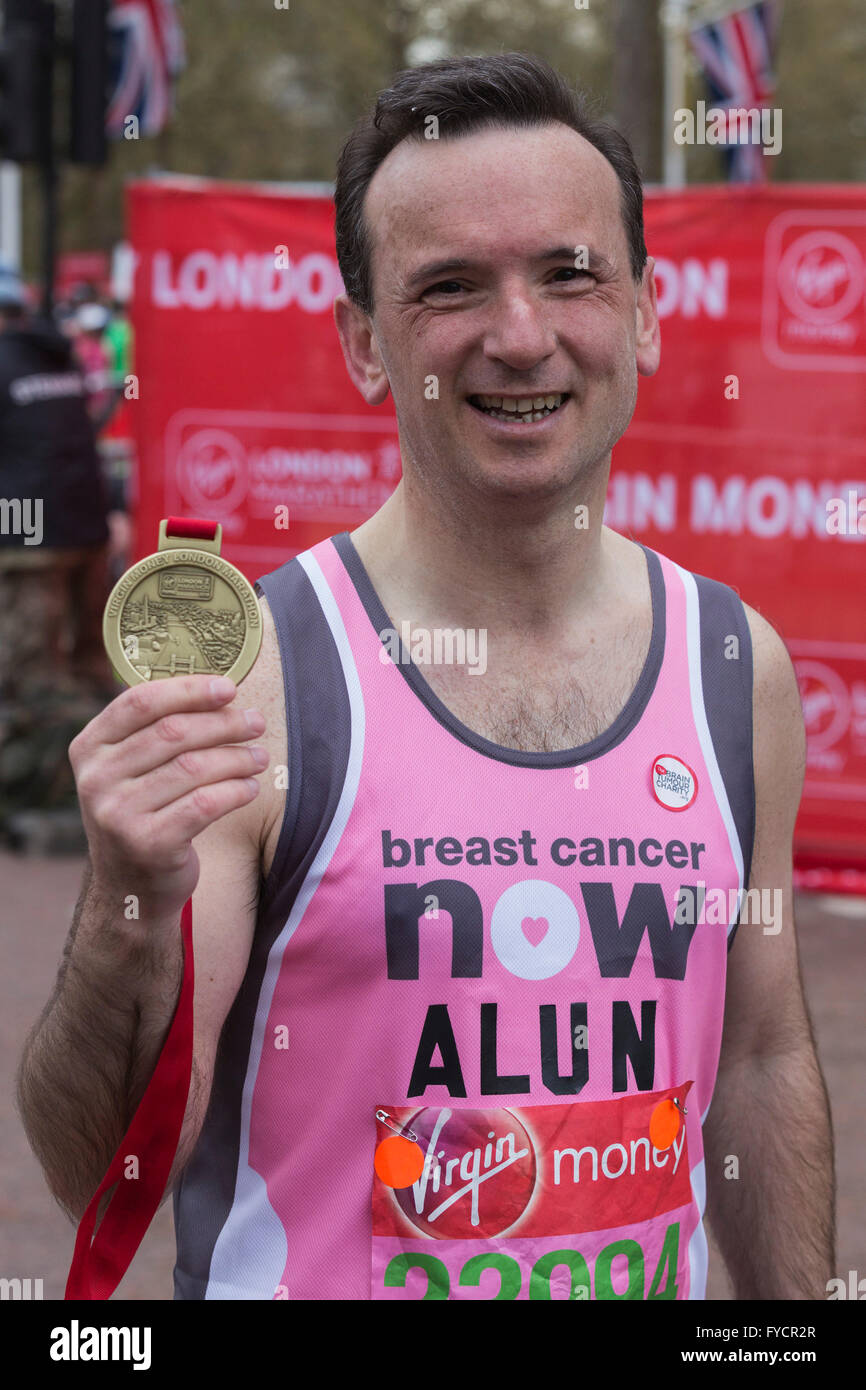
left=472, top=392, right=565, bottom=421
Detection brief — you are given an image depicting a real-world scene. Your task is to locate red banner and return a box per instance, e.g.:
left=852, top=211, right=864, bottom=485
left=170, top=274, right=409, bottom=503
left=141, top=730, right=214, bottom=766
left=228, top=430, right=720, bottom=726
left=126, top=177, right=866, bottom=875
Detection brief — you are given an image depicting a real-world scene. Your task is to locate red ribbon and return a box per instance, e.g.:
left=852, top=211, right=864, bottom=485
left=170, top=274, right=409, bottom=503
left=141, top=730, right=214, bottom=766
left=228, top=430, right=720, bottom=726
left=65, top=897, right=195, bottom=1299
left=165, top=517, right=219, bottom=541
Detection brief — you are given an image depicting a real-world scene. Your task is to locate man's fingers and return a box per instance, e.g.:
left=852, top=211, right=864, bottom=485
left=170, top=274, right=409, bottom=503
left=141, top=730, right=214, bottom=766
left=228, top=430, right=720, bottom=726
left=146, top=774, right=263, bottom=854
left=101, top=704, right=266, bottom=781
left=132, top=743, right=270, bottom=814
left=71, top=674, right=240, bottom=756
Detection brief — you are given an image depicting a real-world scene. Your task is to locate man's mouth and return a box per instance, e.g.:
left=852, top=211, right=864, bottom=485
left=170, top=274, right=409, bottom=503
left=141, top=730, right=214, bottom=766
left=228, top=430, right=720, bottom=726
left=467, top=392, right=569, bottom=423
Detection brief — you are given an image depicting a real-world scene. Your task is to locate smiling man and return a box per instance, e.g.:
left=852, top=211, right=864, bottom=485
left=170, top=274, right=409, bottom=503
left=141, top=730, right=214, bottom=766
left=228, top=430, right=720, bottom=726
left=19, top=53, right=833, bottom=1302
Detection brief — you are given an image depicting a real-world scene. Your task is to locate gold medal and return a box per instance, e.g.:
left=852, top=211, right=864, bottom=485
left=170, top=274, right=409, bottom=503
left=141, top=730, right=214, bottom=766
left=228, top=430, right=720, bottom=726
left=103, top=518, right=262, bottom=686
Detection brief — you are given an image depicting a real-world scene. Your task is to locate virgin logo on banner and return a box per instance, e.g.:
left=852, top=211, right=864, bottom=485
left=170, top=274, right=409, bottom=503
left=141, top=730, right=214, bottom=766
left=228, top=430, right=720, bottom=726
left=127, top=178, right=866, bottom=872
left=762, top=211, right=866, bottom=370
left=167, top=415, right=402, bottom=541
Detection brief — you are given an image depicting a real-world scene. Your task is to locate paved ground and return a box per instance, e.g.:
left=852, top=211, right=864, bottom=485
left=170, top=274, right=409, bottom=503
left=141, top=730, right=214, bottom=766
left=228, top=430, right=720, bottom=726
left=1, top=847, right=863, bottom=1300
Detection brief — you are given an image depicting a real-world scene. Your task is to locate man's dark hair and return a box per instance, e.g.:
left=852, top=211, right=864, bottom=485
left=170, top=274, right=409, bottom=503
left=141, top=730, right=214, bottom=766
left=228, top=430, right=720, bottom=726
left=334, top=51, right=647, bottom=317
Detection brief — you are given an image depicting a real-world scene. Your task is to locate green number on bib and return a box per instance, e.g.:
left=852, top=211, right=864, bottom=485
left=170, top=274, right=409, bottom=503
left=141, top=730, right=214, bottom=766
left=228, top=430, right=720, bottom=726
left=594, top=1239, right=644, bottom=1300
left=647, top=1222, right=680, bottom=1300
left=459, top=1253, right=521, bottom=1299
left=529, top=1249, right=592, bottom=1300
left=383, top=1253, right=449, bottom=1299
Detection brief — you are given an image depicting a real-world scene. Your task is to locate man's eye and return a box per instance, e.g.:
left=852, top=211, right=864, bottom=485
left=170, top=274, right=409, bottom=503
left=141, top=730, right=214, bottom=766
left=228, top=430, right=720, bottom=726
left=551, top=267, right=594, bottom=283
left=424, top=280, right=465, bottom=296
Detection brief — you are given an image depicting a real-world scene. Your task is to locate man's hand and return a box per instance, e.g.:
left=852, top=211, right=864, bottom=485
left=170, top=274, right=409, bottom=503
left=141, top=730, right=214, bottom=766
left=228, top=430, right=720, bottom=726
left=69, top=673, right=269, bottom=915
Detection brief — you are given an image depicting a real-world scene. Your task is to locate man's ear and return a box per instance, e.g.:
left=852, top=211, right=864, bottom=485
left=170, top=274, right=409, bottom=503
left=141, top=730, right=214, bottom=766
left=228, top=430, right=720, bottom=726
left=333, top=294, right=391, bottom=405
left=635, top=257, right=661, bottom=378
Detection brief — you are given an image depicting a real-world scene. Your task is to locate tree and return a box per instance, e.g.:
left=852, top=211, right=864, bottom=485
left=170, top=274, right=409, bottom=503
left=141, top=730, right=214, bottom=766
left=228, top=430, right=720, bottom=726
left=609, top=0, right=662, bottom=182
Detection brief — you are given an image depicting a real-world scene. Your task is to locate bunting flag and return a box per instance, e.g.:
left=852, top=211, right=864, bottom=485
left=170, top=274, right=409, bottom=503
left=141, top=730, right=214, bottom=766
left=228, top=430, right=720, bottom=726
left=689, top=1, right=783, bottom=182
left=107, top=0, right=186, bottom=139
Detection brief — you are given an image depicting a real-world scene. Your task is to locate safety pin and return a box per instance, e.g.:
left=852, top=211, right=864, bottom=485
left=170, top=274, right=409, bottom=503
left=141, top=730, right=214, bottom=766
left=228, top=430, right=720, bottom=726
left=672, top=1097, right=688, bottom=1116
left=376, top=1109, right=419, bottom=1144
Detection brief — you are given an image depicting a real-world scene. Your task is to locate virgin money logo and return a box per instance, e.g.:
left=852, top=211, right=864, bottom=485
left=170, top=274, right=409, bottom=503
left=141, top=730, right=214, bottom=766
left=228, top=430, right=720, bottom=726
left=394, top=1107, right=536, bottom=1240
left=778, top=232, right=864, bottom=325
left=794, top=659, right=850, bottom=753
left=175, top=428, right=248, bottom=518
left=762, top=214, right=866, bottom=371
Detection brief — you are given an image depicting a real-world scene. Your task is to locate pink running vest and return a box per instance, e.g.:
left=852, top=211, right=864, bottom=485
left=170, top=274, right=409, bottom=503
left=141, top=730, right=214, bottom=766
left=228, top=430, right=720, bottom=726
left=173, top=530, right=754, bottom=1301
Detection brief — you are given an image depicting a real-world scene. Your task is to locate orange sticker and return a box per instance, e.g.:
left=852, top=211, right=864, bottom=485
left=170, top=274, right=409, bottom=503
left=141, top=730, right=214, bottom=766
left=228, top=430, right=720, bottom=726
left=649, top=1098, right=681, bottom=1151
left=374, top=1135, right=426, bottom=1189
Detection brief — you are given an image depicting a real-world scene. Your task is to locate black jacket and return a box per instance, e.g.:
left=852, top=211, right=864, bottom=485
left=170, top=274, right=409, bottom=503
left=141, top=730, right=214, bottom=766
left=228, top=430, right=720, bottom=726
left=0, top=316, right=109, bottom=550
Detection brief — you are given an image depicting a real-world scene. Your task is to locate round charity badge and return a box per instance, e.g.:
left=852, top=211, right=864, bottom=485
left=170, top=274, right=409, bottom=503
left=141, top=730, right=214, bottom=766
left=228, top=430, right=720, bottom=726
left=651, top=754, right=698, bottom=811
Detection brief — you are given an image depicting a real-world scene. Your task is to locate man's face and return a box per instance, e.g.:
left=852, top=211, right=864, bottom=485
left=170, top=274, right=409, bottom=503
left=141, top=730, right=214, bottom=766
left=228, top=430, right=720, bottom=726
left=341, top=121, right=659, bottom=503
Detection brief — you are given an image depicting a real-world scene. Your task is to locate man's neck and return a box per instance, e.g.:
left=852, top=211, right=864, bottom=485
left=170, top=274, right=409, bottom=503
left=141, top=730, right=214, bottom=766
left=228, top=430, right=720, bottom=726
left=351, top=461, right=616, bottom=640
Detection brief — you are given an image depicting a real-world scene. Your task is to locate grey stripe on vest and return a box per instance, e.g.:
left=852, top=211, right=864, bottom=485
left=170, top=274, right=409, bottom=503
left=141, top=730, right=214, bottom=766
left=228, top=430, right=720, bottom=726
left=694, top=573, right=756, bottom=950
left=172, top=551, right=352, bottom=1298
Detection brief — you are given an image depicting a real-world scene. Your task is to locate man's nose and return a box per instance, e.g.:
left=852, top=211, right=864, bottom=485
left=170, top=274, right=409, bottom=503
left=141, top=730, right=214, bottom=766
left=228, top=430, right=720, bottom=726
left=482, top=283, right=557, bottom=370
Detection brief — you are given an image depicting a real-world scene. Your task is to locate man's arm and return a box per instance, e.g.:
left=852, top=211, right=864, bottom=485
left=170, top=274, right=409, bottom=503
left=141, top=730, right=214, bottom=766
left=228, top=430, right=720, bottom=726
left=703, top=604, right=835, bottom=1299
left=15, top=602, right=283, bottom=1221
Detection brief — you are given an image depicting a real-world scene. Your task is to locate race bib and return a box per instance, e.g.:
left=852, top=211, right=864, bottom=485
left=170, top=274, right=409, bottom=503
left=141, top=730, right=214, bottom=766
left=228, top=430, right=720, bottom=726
left=372, top=1083, right=695, bottom=1300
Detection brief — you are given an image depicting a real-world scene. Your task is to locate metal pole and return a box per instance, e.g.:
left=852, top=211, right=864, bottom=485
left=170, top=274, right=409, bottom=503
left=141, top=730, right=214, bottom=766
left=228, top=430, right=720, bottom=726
left=661, top=0, right=690, bottom=188
left=39, top=0, right=56, bottom=318
left=40, top=137, right=57, bottom=317
left=0, top=162, right=22, bottom=268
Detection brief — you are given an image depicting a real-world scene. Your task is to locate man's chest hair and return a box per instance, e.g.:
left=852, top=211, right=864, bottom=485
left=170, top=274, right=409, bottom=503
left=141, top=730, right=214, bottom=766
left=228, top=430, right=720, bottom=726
left=419, top=621, right=649, bottom=753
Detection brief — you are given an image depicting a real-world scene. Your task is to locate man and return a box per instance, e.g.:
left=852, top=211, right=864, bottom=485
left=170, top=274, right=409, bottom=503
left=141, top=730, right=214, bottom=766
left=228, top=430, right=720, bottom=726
left=74, top=301, right=118, bottom=435
left=0, top=265, right=114, bottom=839
left=99, top=299, right=136, bottom=584
left=17, top=53, right=833, bottom=1300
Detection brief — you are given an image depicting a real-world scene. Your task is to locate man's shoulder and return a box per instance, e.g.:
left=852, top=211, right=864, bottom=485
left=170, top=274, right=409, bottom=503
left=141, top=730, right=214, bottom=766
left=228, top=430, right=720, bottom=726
left=735, top=602, right=806, bottom=831
left=739, top=601, right=803, bottom=731
left=256, top=535, right=337, bottom=582
left=637, top=536, right=745, bottom=606
left=646, top=541, right=799, bottom=720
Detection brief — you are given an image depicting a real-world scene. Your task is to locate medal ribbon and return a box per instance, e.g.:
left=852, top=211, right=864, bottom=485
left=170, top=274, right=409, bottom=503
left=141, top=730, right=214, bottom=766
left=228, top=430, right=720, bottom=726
left=165, top=516, right=220, bottom=542
left=65, top=898, right=194, bottom=1299
left=66, top=517, right=218, bottom=1299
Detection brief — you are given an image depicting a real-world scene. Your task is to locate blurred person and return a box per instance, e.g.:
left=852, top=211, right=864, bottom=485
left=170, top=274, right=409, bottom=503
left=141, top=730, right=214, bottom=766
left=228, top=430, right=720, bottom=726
left=0, top=263, right=114, bottom=837
left=18, top=54, right=833, bottom=1302
left=104, top=297, right=134, bottom=382
left=68, top=279, right=100, bottom=308
left=74, top=301, right=118, bottom=434
left=100, top=299, right=136, bottom=583
left=75, top=299, right=132, bottom=582
left=54, top=302, right=80, bottom=339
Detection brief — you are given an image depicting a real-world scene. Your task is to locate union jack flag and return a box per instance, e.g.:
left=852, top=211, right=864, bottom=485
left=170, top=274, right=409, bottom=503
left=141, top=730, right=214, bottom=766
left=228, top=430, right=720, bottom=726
left=689, top=1, right=782, bottom=182
left=107, top=0, right=186, bottom=138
